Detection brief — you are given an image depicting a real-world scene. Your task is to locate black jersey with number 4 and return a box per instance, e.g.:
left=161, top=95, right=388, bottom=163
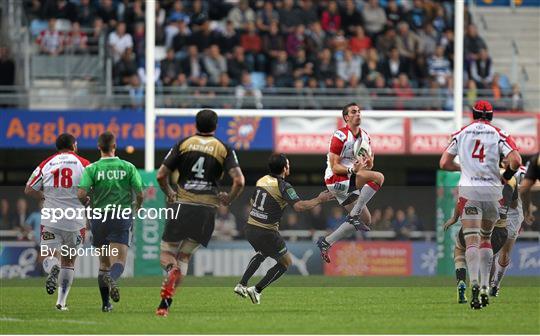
left=247, top=174, right=300, bottom=231
left=162, top=134, right=239, bottom=207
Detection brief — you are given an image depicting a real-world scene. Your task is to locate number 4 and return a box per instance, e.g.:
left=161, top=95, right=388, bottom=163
left=472, top=139, right=485, bottom=162
left=191, top=157, right=205, bottom=178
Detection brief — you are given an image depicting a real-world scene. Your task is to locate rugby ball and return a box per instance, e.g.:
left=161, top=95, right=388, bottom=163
left=353, top=137, right=371, bottom=159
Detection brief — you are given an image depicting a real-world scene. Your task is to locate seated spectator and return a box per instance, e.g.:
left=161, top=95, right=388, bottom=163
left=417, top=24, right=437, bottom=57
left=66, top=22, right=88, bottom=54
left=97, top=0, right=118, bottom=28
left=408, top=0, right=427, bottom=31
left=428, top=46, right=451, bottom=87
left=154, top=1, right=167, bottom=45
left=235, top=71, right=263, bottom=109
left=381, top=47, right=409, bottom=83
left=331, top=30, right=348, bottom=60
left=263, top=21, right=286, bottom=71
left=464, top=24, right=487, bottom=61
left=376, top=26, right=397, bottom=57
left=219, top=20, right=240, bottom=58
left=76, top=0, right=96, bottom=28
left=37, top=18, right=64, bottom=55
left=470, top=48, right=494, bottom=89
left=213, top=206, right=238, bottom=241
left=132, top=22, right=145, bottom=65
left=228, top=46, right=250, bottom=85
left=168, top=0, right=190, bottom=25
left=286, top=24, right=306, bottom=57
left=279, top=0, right=302, bottom=34
left=440, top=28, right=454, bottom=65
left=272, top=50, right=293, bottom=87
left=241, top=22, right=265, bottom=71
left=396, top=22, right=420, bottom=61
left=412, top=55, right=430, bottom=88
left=114, top=48, right=138, bottom=86
left=203, top=44, right=227, bottom=85
left=87, top=18, right=105, bottom=54
left=108, top=22, right=133, bottom=62
left=326, top=206, right=346, bottom=232
left=188, top=19, right=221, bottom=53
left=299, top=0, right=319, bottom=27
left=432, top=5, right=448, bottom=34
left=0, top=46, right=15, bottom=88
left=257, top=1, right=279, bottom=34
left=466, top=79, right=478, bottom=109
left=171, top=19, right=192, bottom=57
left=12, top=198, right=30, bottom=233
left=393, top=73, right=414, bottom=109
left=227, top=0, right=256, bottom=31
left=341, top=0, right=363, bottom=36
left=362, top=60, right=383, bottom=88
left=349, top=26, right=372, bottom=58
left=363, top=0, right=387, bottom=38
left=392, top=209, right=411, bottom=240
left=406, top=206, right=423, bottom=231
left=181, top=45, right=206, bottom=86
left=43, top=0, right=77, bottom=22
left=124, top=0, right=145, bottom=34
left=305, top=22, right=328, bottom=57
left=511, top=84, right=524, bottom=112
left=127, top=75, right=144, bottom=108
left=337, top=50, right=362, bottom=86
left=385, top=0, right=404, bottom=28
left=160, top=48, right=181, bottom=87
left=291, top=49, right=314, bottom=81
left=305, top=204, right=326, bottom=232
left=0, top=198, right=13, bottom=230
left=315, top=48, right=337, bottom=88
left=321, top=0, right=341, bottom=35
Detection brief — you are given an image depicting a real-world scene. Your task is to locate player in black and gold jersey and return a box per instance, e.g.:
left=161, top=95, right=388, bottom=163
left=234, top=153, right=334, bottom=304
left=521, top=152, right=539, bottom=225
left=155, top=109, right=245, bottom=316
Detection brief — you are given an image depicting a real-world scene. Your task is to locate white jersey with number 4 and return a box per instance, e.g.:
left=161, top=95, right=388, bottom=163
left=446, top=120, right=518, bottom=201
left=26, top=151, right=90, bottom=231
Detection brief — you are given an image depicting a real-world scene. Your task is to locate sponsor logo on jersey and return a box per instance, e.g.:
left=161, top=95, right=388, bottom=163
left=464, top=207, right=479, bottom=215
left=42, top=232, right=55, bottom=240
left=334, top=130, right=346, bottom=142
left=286, top=188, right=299, bottom=200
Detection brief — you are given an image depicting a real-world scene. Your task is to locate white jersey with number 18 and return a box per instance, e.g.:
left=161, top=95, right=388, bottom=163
left=26, top=151, right=90, bottom=231
left=446, top=120, right=518, bottom=201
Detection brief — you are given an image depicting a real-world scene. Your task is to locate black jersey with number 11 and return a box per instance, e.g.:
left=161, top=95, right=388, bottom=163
left=247, top=174, right=300, bottom=231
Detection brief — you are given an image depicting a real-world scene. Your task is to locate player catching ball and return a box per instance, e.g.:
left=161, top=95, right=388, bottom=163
left=317, top=102, right=384, bottom=263
left=234, top=153, right=334, bottom=304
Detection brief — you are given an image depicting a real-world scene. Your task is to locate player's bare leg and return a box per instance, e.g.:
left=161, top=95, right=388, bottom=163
left=247, top=253, right=291, bottom=304
left=462, top=218, right=482, bottom=309
left=98, top=255, right=112, bottom=312
left=453, top=244, right=468, bottom=304
left=479, top=219, right=495, bottom=307
left=55, top=254, right=76, bottom=311
left=490, top=238, right=515, bottom=296
left=318, top=205, right=370, bottom=263
left=157, top=239, right=199, bottom=316
left=348, top=170, right=384, bottom=226
left=104, top=242, right=128, bottom=303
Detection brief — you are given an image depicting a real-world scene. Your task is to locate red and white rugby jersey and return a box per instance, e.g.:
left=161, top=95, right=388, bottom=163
left=324, top=125, right=371, bottom=185
left=446, top=120, right=518, bottom=201
left=27, top=152, right=90, bottom=231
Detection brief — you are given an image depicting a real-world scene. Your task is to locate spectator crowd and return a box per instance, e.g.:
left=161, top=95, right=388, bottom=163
left=22, top=0, right=525, bottom=111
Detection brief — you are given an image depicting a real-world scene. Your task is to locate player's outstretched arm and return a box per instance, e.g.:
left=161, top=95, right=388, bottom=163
left=24, top=185, right=43, bottom=201
left=157, top=164, right=177, bottom=203
left=443, top=201, right=460, bottom=231
left=329, top=153, right=353, bottom=175
left=502, top=150, right=522, bottom=181
left=293, top=190, right=335, bottom=212
left=439, top=152, right=460, bottom=171
left=219, top=167, right=245, bottom=206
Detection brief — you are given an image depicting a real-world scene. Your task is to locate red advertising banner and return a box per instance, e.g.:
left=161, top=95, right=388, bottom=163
left=324, top=241, right=413, bottom=276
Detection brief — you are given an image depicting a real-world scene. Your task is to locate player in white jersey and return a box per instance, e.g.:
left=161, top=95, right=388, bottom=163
left=440, top=100, right=522, bottom=309
left=24, top=133, right=90, bottom=311
left=316, top=102, right=385, bottom=263
left=490, top=164, right=528, bottom=296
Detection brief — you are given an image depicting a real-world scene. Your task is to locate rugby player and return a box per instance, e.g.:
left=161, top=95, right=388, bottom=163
left=317, top=102, right=384, bottom=263
left=155, top=109, right=245, bottom=316
left=234, top=153, right=334, bottom=304
left=78, top=131, right=143, bottom=312
left=440, top=100, right=521, bottom=309
left=520, top=152, right=539, bottom=226
left=25, top=133, right=89, bottom=311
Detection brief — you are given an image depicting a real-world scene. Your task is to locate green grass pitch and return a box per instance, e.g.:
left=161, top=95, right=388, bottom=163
left=1, top=276, right=539, bottom=334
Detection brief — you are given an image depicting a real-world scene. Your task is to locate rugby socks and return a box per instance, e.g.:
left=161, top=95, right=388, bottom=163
left=98, top=269, right=110, bottom=307
left=350, top=182, right=380, bottom=216
left=326, top=221, right=356, bottom=245
left=455, top=254, right=467, bottom=283
left=110, top=263, right=124, bottom=281
left=465, top=245, right=480, bottom=285
left=56, top=267, right=74, bottom=307
left=479, top=229, right=494, bottom=289
left=255, top=263, right=287, bottom=293
left=158, top=298, right=173, bottom=309
left=492, top=257, right=509, bottom=287
left=240, top=253, right=266, bottom=286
